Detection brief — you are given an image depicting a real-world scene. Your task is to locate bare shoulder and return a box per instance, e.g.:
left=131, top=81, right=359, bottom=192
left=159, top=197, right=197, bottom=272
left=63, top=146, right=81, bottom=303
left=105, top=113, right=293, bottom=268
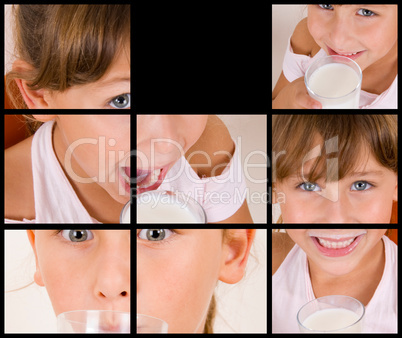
left=185, top=115, right=234, bottom=178
left=290, top=17, right=320, bottom=57
left=272, top=231, right=295, bottom=276
left=4, top=136, right=36, bottom=221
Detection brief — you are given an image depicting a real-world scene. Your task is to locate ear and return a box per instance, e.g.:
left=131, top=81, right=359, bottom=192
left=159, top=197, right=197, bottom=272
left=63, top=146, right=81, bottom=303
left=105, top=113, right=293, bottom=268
left=26, top=230, right=45, bottom=287
left=14, top=78, right=51, bottom=109
left=12, top=59, right=52, bottom=109
left=393, top=179, right=398, bottom=201
left=218, top=229, right=256, bottom=284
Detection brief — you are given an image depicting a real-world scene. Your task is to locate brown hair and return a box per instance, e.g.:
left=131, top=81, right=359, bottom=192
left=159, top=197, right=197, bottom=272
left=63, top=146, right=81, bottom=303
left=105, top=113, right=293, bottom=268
left=273, top=115, right=398, bottom=184
left=6, top=5, right=130, bottom=109
left=22, top=115, right=44, bottom=136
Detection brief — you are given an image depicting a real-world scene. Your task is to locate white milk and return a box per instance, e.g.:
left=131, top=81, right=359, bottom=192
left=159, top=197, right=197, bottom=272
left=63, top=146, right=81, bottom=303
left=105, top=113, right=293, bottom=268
left=308, top=63, right=360, bottom=108
left=303, top=308, right=361, bottom=332
left=137, top=196, right=206, bottom=224
left=137, top=200, right=200, bottom=223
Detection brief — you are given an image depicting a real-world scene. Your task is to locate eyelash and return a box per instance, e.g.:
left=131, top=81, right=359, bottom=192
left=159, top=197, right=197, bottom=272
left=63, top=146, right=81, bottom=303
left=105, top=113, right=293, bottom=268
left=317, top=5, right=378, bottom=17
left=137, top=229, right=178, bottom=245
left=296, top=181, right=376, bottom=192
left=107, top=93, right=131, bottom=109
left=53, top=230, right=94, bottom=246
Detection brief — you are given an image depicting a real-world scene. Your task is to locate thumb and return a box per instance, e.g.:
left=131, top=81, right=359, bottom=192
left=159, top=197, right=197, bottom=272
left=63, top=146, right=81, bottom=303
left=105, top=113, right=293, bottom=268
left=298, top=92, right=322, bottom=109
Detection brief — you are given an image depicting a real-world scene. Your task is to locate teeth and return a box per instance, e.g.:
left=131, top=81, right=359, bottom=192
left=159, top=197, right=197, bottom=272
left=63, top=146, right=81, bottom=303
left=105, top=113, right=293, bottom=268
left=318, top=237, right=355, bottom=249
left=138, top=168, right=161, bottom=189
left=339, top=52, right=358, bottom=56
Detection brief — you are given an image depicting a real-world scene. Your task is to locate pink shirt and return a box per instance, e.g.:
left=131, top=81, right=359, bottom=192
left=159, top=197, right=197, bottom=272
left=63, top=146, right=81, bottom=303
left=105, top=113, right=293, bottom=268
left=5, top=120, right=101, bottom=223
left=282, top=37, right=398, bottom=109
left=273, top=235, right=397, bottom=333
left=158, top=139, right=247, bottom=223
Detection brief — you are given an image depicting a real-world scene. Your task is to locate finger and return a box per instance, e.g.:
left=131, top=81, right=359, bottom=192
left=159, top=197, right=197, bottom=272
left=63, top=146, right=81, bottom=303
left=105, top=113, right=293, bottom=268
left=298, top=93, right=322, bottom=109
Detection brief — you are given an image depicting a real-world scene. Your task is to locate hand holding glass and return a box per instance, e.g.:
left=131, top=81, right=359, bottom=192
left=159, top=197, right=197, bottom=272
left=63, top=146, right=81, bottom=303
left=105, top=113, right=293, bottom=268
left=305, top=55, right=362, bottom=109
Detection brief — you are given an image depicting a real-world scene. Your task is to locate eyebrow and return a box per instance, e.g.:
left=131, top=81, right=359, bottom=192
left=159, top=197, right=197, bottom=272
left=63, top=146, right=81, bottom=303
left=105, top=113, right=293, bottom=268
left=97, top=77, right=131, bottom=87
left=290, top=170, right=385, bottom=180
left=347, top=170, right=385, bottom=178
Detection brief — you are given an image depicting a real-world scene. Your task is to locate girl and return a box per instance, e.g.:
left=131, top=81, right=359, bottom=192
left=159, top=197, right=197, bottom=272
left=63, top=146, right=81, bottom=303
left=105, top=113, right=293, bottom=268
left=26, top=230, right=130, bottom=326
left=272, top=229, right=397, bottom=333
left=272, top=115, right=398, bottom=223
left=137, top=229, right=256, bottom=333
left=272, top=5, right=397, bottom=109
left=5, top=115, right=130, bottom=223
left=5, top=5, right=130, bottom=109
left=137, top=115, right=253, bottom=223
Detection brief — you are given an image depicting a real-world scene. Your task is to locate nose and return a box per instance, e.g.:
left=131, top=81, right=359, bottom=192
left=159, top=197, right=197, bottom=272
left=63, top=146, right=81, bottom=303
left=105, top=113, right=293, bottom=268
left=93, top=233, right=130, bottom=307
left=328, top=14, right=356, bottom=50
left=316, top=189, right=357, bottom=223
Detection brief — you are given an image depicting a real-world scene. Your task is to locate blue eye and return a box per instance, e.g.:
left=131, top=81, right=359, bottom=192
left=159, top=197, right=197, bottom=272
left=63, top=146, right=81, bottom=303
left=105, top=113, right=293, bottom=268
left=298, top=182, right=321, bottom=192
left=351, top=181, right=373, bottom=191
left=109, top=93, right=130, bottom=109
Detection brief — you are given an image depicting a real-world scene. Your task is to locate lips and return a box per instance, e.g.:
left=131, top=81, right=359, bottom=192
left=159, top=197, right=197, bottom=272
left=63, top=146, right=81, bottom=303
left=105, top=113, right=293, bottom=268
left=136, top=166, right=170, bottom=195
left=326, top=45, right=366, bottom=61
left=119, top=167, right=131, bottom=193
left=311, top=234, right=365, bottom=257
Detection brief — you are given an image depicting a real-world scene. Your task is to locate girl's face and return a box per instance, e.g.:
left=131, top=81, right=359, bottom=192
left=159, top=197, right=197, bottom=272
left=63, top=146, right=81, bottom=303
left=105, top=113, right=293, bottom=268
left=27, top=230, right=130, bottom=315
left=35, top=114, right=131, bottom=206
left=15, top=45, right=130, bottom=109
left=307, top=5, right=397, bottom=71
left=286, top=229, right=386, bottom=276
left=276, top=152, right=398, bottom=224
left=137, top=229, right=255, bottom=333
left=136, top=115, right=208, bottom=193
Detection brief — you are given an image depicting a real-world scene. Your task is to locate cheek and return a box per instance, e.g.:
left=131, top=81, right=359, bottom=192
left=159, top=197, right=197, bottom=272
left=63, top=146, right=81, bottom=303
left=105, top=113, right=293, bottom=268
left=358, top=199, right=392, bottom=223
left=37, top=255, right=82, bottom=315
left=139, top=245, right=221, bottom=332
left=307, top=14, right=324, bottom=41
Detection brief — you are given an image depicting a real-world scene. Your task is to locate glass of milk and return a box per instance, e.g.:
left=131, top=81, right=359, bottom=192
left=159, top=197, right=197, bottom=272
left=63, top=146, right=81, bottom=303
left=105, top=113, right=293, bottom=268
left=297, top=295, right=365, bottom=333
left=120, top=201, right=131, bottom=223
left=137, top=314, right=168, bottom=333
left=137, top=190, right=207, bottom=223
left=57, top=310, right=130, bottom=333
left=305, top=55, right=362, bottom=109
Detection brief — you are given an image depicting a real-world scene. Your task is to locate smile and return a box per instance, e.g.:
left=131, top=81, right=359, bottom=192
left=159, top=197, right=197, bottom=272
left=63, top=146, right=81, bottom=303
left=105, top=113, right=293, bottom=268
left=310, top=233, right=366, bottom=257
left=326, top=45, right=366, bottom=61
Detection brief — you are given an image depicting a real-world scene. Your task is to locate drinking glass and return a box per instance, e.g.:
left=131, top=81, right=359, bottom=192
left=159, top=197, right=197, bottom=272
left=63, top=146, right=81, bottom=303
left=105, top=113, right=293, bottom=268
left=120, top=201, right=131, bottom=223
left=137, top=190, right=207, bottom=223
left=57, top=310, right=130, bottom=333
left=305, top=55, right=362, bottom=109
left=137, top=314, right=168, bottom=333
left=297, top=295, right=365, bottom=333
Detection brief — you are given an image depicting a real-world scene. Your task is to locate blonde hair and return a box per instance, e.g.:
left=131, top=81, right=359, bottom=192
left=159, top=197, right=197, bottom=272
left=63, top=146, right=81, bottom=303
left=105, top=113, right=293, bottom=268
left=6, top=5, right=130, bottom=109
